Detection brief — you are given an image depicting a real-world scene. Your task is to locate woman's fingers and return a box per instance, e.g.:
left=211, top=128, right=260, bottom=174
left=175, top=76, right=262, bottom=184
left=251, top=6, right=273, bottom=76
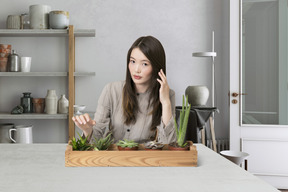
left=157, top=78, right=163, bottom=85
left=83, top=113, right=90, bottom=122
left=72, top=114, right=96, bottom=128
left=158, top=69, right=167, bottom=82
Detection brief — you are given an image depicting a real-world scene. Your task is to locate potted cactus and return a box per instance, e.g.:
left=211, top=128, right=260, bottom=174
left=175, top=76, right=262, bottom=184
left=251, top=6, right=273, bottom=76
left=169, top=95, right=191, bottom=151
left=92, top=132, right=114, bottom=151
left=116, top=139, right=139, bottom=151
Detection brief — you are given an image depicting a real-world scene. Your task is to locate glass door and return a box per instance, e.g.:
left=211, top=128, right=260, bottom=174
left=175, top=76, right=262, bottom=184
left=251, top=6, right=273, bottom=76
left=242, top=0, right=288, bottom=125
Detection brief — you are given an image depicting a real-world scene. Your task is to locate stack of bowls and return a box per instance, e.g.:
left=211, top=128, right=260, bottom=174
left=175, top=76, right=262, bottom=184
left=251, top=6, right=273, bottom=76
left=0, top=44, right=11, bottom=72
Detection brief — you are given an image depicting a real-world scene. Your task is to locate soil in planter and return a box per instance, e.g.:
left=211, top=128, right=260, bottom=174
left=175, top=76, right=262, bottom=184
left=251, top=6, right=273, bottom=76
left=117, top=146, right=138, bottom=151
left=144, top=148, right=163, bottom=151
left=168, top=142, right=190, bottom=151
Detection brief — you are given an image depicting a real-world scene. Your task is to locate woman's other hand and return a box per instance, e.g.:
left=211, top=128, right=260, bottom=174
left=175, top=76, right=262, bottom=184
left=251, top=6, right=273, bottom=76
left=72, top=113, right=96, bottom=137
left=157, top=69, right=170, bottom=106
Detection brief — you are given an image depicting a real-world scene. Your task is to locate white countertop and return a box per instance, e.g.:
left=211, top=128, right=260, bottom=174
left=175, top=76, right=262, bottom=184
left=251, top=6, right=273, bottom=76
left=0, top=144, right=279, bottom=192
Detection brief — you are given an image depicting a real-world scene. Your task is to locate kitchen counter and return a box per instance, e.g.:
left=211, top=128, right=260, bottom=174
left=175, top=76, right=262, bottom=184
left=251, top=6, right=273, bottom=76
left=0, top=144, right=279, bottom=192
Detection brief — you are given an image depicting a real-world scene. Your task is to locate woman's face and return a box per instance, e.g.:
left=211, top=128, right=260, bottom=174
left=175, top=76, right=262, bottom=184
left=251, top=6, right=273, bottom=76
left=129, top=48, right=153, bottom=92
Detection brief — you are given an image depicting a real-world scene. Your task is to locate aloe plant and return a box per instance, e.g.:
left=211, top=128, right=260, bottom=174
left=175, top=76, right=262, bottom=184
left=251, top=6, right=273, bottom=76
left=70, top=132, right=93, bottom=151
left=174, top=95, right=191, bottom=147
left=116, top=139, right=138, bottom=148
left=92, top=132, right=114, bottom=151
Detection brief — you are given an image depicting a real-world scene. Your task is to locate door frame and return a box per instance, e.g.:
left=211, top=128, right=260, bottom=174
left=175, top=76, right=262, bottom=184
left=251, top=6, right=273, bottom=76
left=229, top=0, right=241, bottom=151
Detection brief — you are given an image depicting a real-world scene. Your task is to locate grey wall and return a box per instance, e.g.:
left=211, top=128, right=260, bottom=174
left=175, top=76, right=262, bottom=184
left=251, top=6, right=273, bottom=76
left=0, top=0, right=229, bottom=143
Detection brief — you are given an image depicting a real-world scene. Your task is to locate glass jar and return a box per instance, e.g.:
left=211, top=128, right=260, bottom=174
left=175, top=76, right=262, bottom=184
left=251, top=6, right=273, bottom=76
left=32, top=98, right=45, bottom=113
left=21, top=92, right=33, bottom=113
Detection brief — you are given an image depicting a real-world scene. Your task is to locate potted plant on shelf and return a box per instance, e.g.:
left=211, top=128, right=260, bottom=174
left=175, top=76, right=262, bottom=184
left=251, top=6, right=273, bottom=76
left=144, top=141, right=164, bottom=150
left=116, top=139, right=139, bottom=151
left=92, top=132, right=114, bottom=151
left=169, top=95, right=191, bottom=151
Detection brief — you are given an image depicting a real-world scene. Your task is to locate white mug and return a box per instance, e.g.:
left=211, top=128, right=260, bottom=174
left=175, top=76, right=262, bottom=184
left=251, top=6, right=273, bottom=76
left=9, top=125, right=33, bottom=144
left=21, top=57, right=32, bottom=72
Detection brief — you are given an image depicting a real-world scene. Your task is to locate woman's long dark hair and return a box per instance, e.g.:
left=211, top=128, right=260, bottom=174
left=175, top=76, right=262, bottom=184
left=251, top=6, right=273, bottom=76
left=122, top=36, right=166, bottom=131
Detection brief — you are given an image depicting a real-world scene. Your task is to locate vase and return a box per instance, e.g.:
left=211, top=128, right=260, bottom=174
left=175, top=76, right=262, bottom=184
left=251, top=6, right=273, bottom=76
left=21, top=92, right=33, bottom=113
left=58, top=94, right=69, bottom=114
left=185, top=85, right=209, bottom=106
left=45, top=89, right=57, bottom=114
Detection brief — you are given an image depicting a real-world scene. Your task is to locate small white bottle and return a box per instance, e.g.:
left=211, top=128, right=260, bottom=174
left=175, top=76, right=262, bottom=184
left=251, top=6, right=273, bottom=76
left=58, top=94, right=69, bottom=114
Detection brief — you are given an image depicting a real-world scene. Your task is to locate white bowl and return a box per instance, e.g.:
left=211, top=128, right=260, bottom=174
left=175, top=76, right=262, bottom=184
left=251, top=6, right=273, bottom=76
left=220, top=150, right=249, bottom=165
left=73, top=105, right=86, bottom=115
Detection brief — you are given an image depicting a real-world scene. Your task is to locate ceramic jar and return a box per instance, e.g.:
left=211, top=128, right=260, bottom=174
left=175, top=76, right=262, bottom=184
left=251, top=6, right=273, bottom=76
left=21, top=92, right=33, bottom=113
left=45, top=90, right=57, bottom=114
left=58, top=94, right=69, bottom=114
left=49, top=11, right=69, bottom=29
left=0, top=44, right=11, bottom=72
left=185, top=85, right=209, bottom=106
left=29, top=5, right=51, bottom=29
left=6, top=15, right=21, bottom=29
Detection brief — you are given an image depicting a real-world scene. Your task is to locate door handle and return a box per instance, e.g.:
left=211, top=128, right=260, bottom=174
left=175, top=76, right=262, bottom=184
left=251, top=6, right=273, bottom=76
left=231, top=92, right=247, bottom=97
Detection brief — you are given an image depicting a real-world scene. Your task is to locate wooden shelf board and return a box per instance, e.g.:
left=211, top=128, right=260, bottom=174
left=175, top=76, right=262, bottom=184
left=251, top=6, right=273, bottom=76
left=74, top=72, right=95, bottom=76
left=0, top=113, right=68, bottom=119
left=0, top=29, right=95, bottom=37
left=0, top=72, right=95, bottom=77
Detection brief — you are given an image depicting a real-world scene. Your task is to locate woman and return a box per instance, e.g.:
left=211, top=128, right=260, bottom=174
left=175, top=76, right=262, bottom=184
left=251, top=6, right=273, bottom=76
left=72, top=36, right=176, bottom=144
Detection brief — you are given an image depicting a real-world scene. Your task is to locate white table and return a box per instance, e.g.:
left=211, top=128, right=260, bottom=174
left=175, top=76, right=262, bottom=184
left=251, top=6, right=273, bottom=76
left=0, top=144, right=280, bottom=192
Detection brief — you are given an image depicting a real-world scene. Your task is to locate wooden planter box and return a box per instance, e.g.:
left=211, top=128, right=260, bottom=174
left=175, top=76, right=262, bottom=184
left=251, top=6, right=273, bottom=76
left=65, top=141, right=197, bottom=167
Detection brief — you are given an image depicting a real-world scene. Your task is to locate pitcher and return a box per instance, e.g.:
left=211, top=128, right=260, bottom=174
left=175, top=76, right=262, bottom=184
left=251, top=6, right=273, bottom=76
left=9, top=125, right=33, bottom=144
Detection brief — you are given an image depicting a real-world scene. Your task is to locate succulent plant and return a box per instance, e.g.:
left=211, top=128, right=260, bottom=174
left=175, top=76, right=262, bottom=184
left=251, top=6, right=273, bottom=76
left=70, top=132, right=93, bottom=151
left=174, top=95, right=191, bottom=148
left=116, top=139, right=138, bottom=148
left=92, top=132, right=114, bottom=151
left=144, top=141, right=164, bottom=149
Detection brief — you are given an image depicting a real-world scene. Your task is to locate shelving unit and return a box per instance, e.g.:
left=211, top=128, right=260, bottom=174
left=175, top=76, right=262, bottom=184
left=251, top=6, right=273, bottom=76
left=0, top=26, right=96, bottom=140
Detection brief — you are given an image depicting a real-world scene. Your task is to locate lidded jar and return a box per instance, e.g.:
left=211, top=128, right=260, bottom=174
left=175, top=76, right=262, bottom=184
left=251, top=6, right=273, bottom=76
left=21, top=92, right=33, bottom=113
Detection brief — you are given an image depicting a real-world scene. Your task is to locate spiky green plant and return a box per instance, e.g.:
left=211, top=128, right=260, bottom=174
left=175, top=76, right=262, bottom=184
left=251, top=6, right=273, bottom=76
left=70, top=132, right=93, bottom=151
left=92, top=132, right=114, bottom=151
left=174, top=95, right=191, bottom=147
left=116, top=139, right=138, bottom=148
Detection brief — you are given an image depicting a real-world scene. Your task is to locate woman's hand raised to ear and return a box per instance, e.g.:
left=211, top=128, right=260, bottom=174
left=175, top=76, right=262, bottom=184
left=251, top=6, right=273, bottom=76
left=157, top=69, right=171, bottom=106
left=72, top=113, right=96, bottom=137
left=157, top=69, right=172, bottom=126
